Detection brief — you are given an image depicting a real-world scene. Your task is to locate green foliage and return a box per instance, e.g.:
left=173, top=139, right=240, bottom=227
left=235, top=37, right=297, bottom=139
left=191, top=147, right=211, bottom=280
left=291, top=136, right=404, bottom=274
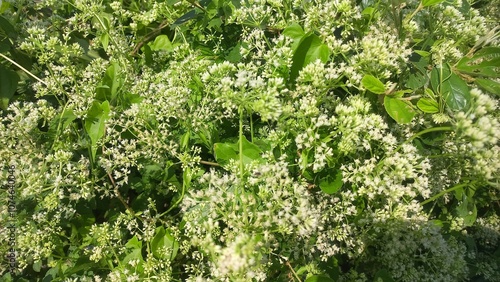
left=0, top=0, right=499, bottom=281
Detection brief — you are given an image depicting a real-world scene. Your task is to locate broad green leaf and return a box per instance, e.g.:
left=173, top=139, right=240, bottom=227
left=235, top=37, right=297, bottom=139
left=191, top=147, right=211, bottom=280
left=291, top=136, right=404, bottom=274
left=456, top=196, right=477, bottom=227
left=417, top=97, right=439, bottom=113
left=214, top=137, right=264, bottom=168
left=414, top=50, right=430, bottom=57
left=0, top=15, right=16, bottom=39
left=98, top=61, right=123, bottom=101
left=384, top=96, right=416, bottom=124
left=33, top=260, right=42, bottom=272
left=125, top=235, right=142, bottom=249
left=207, top=18, right=223, bottom=30
left=406, top=72, right=427, bottom=90
left=430, top=65, right=452, bottom=94
left=475, top=78, right=500, bottom=96
left=374, top=269, right=395, bottom=282
left=100, top=33, right=109, bottom=50
left=305, top=275, right=335, bottom=282
left=361, top=74, right=386, bottom=94
left=0, top=42, right=9, bottom=52
left=122, top=238, right=145, bottom=273
left=319, top=170, right=343, bottom=194
left=85, top=101, right=110, bottom=162
left=0, top=64, right=19, bottom=110
left=362, top=7, right=375, bottom=17
left=240, top=136, right=263, bottom=164
left=283, top=23, right=305, bottom=51
left=151, top=226, right=179, bottom=260
left=290, top=33, right=329, bottom=82
left=214, top=142, right=238, bottom=166
left=226, top=43, right=242, bottom=63
left=149, top=34, right=173, bottom=51
left=0, top=1, right=11, bottom=14
left=422, top=0, right=445, bottom=6
left=442, top=73, right=470, bottom=111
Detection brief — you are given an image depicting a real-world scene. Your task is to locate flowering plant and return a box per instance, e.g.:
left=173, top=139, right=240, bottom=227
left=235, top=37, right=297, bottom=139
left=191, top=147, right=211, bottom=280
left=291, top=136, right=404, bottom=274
left=1, top=0, right=499, bottom=281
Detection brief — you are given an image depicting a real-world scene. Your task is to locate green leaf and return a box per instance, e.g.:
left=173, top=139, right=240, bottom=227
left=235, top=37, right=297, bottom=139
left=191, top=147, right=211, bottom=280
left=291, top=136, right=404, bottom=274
left=226, top=43, right=242, bottom=63
left=319, top=170, right=343, bottom=194
left=151, top=226, right=179, bottom=260
left=290, top=33, right=329, bottom=82
left=98, top=61, right=123, bottom=101
left=456, top=47, right=500, bottom=78
left=0, top=15, right=17, bottom=40
left=0, top=1, right=11, bottom=14
left=45, top=108, right=77, bottom=143
left=33, top=260, right=42, bottom=272
left=214, top=137, right=264, bottom=168
left=417, top=97, right=439, bottom=113
left=305, top=275, right=335, bottom=282
left=361, top=75, right=386, bottom=94
left=125, top=235, right=142, bottom=249
left=430, top=65, right=451, bottom=94
left=283, top=23, right=305, bottom=51
left=214, top=142, right=238, bottom=166
left=100, top=33, right=109, bottom=50
left=0, top=64, right=19, bottom=110
left=240, top=136, right=263, bottom=164
left=442, top=73, right=470, bottom=111
left=406, top=72, right=427, bottom=90
left=180, top=131, right=190, bottom=150
left=374, top=269, right=395, bottom=282
left=414, top=50, right=430, bottom=57
left=384, top=96, right=416, bottom=124
left=422, top=0, right=445, bottom=6
left=84, top=101, right=110, bottom=162
left=456, top=195, right=477, bottom=227
left=149, top=34, right=173, bottom=51
left=475, top=78, right=500, bottom=96
left=172, top=9, right=198, bottom=27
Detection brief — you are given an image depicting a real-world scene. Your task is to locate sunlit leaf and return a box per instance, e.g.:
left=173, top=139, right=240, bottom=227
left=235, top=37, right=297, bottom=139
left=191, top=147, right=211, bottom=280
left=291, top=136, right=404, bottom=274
left=417, top=97, right=439, bottom=113
left=362, top=74, right=386, bottom=94
left=384, top=96, right=416, bottom=124
left=422, top=0, right=445, bottom=7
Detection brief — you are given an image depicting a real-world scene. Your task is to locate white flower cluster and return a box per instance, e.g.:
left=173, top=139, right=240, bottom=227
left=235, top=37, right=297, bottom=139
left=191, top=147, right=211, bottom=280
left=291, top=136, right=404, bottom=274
left=351, top=22, right=412, bottom=80
left=182, top=159, right=322, bottom=280
left=202, top=61, right=285, bottom=121
left=453, top=89, right=500, bottom=180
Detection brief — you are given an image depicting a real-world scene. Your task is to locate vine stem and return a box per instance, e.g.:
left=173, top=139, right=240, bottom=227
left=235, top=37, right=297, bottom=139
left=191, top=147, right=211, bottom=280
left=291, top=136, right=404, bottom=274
left=421, top=182, right=473, bottom=205
left=199, top=160, right=220, bottom=167
left=285, top=261, right=302, bottom=282
left=404, top=2, right=423, bottom=26
left=0, top=53, right=48, bottom=86
left=239, top=107, right=244, bottom=186
left=394, top=126, right=453, bottom=153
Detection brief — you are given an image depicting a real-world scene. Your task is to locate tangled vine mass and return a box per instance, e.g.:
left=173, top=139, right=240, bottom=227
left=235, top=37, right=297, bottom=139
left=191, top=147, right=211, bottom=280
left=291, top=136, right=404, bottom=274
left=0, top=0, right=499, bottom=281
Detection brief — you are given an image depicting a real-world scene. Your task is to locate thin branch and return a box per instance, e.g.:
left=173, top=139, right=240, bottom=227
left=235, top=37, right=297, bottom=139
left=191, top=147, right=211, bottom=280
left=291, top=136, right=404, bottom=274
left=285, top=261, right=302, bottom=282
left=0, top=53, right=48, bottom=86
left=200, top=160, right=220, bottom=167
left=106, top=167, right=135, bottom=215
left=130, top=19, right=170, bottom=56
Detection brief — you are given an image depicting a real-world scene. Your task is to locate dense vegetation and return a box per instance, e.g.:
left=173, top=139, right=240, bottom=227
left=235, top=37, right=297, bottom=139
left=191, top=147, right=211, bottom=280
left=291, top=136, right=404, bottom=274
left=1, top=0, right=499, bottom=281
